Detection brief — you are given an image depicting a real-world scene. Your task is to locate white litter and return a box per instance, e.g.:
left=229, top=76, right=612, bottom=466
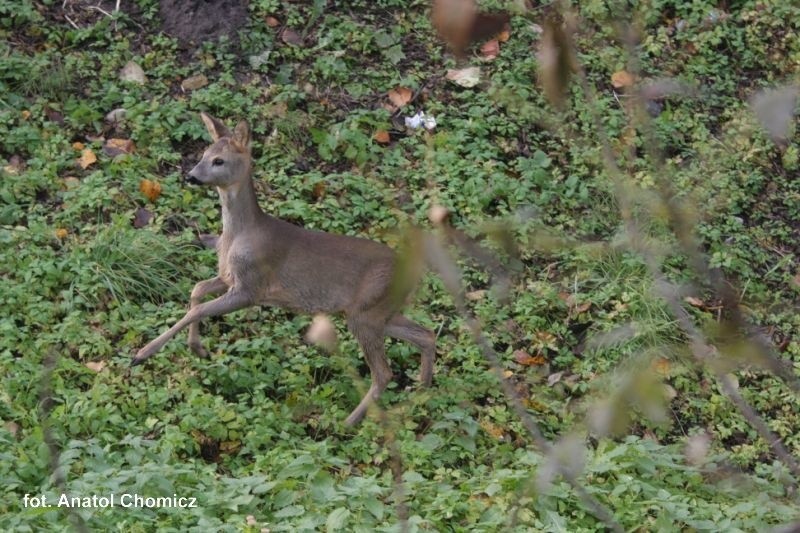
left=405, top=111, right=437, bottom=130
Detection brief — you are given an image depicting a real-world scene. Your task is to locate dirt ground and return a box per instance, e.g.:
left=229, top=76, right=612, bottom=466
left=158, top=0, right=249, bottom=44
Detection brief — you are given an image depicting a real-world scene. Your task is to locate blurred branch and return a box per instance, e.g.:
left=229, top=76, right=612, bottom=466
left=551, top=5, right=800, bottom=483
left=424, top=229, right=624, bottom=533
left=39, top=347, right=89, bottom=533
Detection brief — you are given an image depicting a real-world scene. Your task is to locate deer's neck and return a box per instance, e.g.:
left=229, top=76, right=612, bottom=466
left=218, top=179, right=263, bottom=236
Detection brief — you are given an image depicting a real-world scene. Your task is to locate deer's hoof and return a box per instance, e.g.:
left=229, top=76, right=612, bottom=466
left=189, top=342, right=209, bottom=359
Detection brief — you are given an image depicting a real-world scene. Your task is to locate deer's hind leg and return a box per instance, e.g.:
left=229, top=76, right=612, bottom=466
left=385, top=314, right=436, bottom=387
left=344, top=313, right=393, bottom=427
left=187, top=276, right=228, bottom=358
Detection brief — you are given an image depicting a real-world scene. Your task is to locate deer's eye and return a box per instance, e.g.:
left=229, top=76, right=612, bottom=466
left=212, top=158, right=224, bottom=166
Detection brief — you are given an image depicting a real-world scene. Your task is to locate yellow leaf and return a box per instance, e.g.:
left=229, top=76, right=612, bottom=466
left=78, top=149, right=97, bottom=169
left=139, top=179, right=162, bottom=202
left=497, top=29, right=510, bottom=42
left=611, top=70, right=635, bottom=89
left=55, top=228, right=68, bottom=239
left=72, top=141, right=85, bottom=151
left=21, top=110, right=31, bottom=120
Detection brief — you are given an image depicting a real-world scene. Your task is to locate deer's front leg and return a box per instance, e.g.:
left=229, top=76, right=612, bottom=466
left=187, top=276, right=228, bottom=358
left=132, top=288, right=252, bottom=366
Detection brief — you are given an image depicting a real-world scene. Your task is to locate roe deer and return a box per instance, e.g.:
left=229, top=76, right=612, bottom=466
left=132, top=113, right=436, bottom=426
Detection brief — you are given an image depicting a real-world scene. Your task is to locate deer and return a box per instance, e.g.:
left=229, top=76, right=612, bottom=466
left=131, top=112, right=436, bottom=426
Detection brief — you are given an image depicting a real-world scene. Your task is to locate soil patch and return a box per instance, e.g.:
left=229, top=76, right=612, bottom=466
left=159, top=0, right=249, bottom=44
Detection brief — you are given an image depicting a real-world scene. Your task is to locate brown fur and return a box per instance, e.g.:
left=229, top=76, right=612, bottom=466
left=132, top=113, right=436, bottom=426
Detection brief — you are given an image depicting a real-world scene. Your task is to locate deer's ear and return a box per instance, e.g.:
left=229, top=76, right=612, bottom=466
left=200, top=112, right=230, bottom=142
left=232, top=120, right=251, bottom=151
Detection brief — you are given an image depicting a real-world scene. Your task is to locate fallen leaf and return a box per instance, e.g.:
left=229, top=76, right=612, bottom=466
left=120, top=61, right=146, bottom=84
left=373, top=129, right=391, bottom=144
left=312, top=181, right=326, bottom=200
left=4, top=421, right=19, bottom=437
left=139, top=179, right=162, bottom=202
left=611, top=70, right=635, bottom=89
left=55, top=228, right=68, bottom=239
left=181, top=74, right=209, bottom=91
left=387, top=87, right=413, bottom=108
left=104, top=107, right=126, bottom=124
left=547, top=371, right=564, bottom=386
left=684, top=296, right=706, bottom=308
left=85, top=360, right=106, bottom=372
left=44, top=106, right=65, bottom=124
left=502, top=369, right=514, bottom=379
left=480, top=39, right=500, bottom=60
left=265, top=16, right=280, bottom=27
left=480, top=419, right=505, bottom=440
left=103, top=138, right=135, bottom=157
left=281, top=28, right=303, bottom=46
left=78, top=149, right=97, bottom=169
left=652, top=357, right=671, bottom=376
left=446, top=66, right=482, bottom=88
left=72, top=142, right=85, bottom=151
left=466, top=289, right=486, bottom=301
left=574, top=301, right=592, bottom=314
left=497, top=29, right=510, bottom=42
left=21, top=110, right=31, bottom=120
left=133, top=207, right=153, bottom=228
left=514, top=349, right=545, bottom=366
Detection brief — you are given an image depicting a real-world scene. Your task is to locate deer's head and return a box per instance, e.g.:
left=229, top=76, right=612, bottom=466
left=187, top=113, right=252, bottom=189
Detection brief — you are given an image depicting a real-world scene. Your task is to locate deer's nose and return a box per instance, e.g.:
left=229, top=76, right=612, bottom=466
left=186, top=174, right=201, bottom=185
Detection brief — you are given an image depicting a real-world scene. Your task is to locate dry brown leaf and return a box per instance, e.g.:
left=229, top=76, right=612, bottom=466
left=547, top=371, right=564, bottom=386
left=85, top=361, right=106, bottom=372
left=181, top=74, right=209, bottom=92
left=497, top=29, right=510, bottom=42
left=103, top=138, right=135, bottom=157
left=466, top=289, right=486, bottom=301
left=281, top=28, right=303, bottom=46
left=480, top=39, right=500, bottom=60
left=652, top=357, right=671, bottom=376
left=611, top=70, right=636, bottom=89
left=502, top=369, right=514, bottom=379
left=265, top=16, right=280, bottom=27
left=387, top=87, right=413, bottom=108
left=139, top=179, right=162, bottom=203
left=514, top=349, right=545, bottom=366
left=72, top=141, right=85, bottom=151
left=312, top=181, right=326, bottom=200
left=78, top=148, right=97, bottom=169
left=574, top=301, right=592, bottom=314
left=21, top=110, right=31, bottom=120
left=55, top=228, right=68, bottom=239
left=373, top=129, right=391, bottom=144
left=480, top=419, right=505, bottom=440
left=445, top=67, right=481, bottom=88
left=684, top=296, right=706, bottom=308
left=133, top=207, right=153, bottom=228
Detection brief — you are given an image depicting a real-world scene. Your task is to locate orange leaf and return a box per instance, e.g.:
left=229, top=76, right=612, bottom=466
left=652, top=358, right=671, bottom=376
left=514, top=349, right=545, bottom=366
left=139, top=179, right=162, bottom=202
left=72, top=142, right=85, bottom=151
left=265, top=16, right=280, bottom=27
left=103, top=138, right=135, bottom=157
left=373, top=129, right=391, bottom=144
left=78, top=149, right=97, bottom=169
left=481, top=39, right=500, bottom=60
left=55, top=228, right=68, bottom=239
left=387, top=87, right=413, bottom=108
left=497, top=29, right=510, bottom=42
left=611, top=70, right=635, bottom=89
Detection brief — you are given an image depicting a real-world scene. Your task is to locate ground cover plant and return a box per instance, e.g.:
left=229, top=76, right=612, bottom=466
left=1, top=0, right=799, bottom=530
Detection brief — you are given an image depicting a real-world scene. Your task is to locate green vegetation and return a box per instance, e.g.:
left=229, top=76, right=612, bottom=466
left=1, top=0, right=799, bottom=530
